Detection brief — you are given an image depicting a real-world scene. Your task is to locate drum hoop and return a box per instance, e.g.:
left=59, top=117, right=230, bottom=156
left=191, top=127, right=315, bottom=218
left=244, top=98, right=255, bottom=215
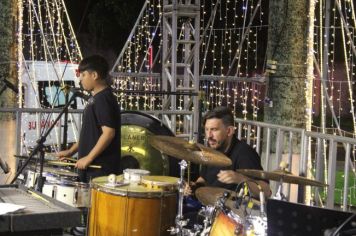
left=91, top=183, right=177, bottom=198
left=141, top=176, right=178, bottom=191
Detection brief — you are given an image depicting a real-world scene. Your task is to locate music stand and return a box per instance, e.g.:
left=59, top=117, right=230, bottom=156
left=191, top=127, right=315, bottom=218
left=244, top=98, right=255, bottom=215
left=266, top=199, right=355, bottom=236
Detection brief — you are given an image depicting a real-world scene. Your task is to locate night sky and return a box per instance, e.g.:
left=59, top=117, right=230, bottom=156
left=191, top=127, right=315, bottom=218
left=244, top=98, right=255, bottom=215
left=64, top=0, right=144, bottom=65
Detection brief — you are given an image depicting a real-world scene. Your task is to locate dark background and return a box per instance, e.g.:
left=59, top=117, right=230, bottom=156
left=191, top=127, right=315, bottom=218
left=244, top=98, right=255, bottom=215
left=64, top=0, right=145, bottom=66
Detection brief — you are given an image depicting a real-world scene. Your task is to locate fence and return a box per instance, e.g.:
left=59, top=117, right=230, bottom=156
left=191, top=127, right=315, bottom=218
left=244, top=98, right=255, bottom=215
left=0, top=108, right=355, bottom=211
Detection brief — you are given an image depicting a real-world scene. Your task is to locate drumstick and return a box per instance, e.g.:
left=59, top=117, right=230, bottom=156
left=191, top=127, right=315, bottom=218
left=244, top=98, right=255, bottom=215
left=47, top=161, right=102, bottom=169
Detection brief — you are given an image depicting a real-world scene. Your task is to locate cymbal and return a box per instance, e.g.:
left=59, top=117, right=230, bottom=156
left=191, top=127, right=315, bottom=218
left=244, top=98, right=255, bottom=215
left=42, top=166, right=78, bottom=177
left=195, top=187, right=260, bottom=214
left=15, top=154, right=76, bottom=162
left=15, top=155, right=101, bottom=169
left=149, top=135, right=232, bottom=167
left=47, top=161, right=102, bottom=169
left=236, top=169, right=327, bottom=187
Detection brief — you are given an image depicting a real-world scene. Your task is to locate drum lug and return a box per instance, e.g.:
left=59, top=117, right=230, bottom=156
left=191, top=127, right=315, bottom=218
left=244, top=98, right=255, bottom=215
left=74, top=187, right=78, bottom=205
left=53, top=185, right=57, bottom=199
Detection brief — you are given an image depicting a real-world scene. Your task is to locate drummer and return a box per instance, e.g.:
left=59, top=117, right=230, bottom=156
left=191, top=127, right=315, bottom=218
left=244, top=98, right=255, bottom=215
left=185, top=106, right=271, bottom=199
left=56, top=55, right=121, bottom=183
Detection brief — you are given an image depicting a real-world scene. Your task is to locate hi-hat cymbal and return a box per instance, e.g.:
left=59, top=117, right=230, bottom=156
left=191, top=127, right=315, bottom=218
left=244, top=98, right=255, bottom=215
left=195, top=187, right=260, bottom=214
left=42, top=166, right=78, bottom=177
left=15, top=154, right=76, bottom=162
left=236, top=169, right=327, bottom=187
left=149, top=135, right=232, bottom=167
left=15, top=155, right=101, bottom=169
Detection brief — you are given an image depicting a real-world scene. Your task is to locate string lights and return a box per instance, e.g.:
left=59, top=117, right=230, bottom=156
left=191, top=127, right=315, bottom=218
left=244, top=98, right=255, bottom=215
left=19, top=0, right=82, bottom=151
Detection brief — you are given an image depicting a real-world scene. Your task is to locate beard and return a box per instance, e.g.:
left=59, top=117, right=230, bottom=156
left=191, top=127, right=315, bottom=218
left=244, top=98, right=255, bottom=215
left=208, top=138, right=228, bottom=152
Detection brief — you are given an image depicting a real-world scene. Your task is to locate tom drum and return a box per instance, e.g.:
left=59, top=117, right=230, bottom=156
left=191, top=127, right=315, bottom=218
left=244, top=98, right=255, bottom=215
left=210, top=210, right=244, bottom=236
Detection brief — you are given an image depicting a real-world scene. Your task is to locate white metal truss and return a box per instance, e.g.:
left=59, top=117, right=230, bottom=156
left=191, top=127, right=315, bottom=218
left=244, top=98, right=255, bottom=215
left=162, top=0, right=200, bottom=139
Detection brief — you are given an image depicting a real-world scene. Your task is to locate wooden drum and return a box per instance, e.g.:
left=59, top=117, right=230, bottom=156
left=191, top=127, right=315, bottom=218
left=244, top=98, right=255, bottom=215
left=89, top=175, right=178, bottom=236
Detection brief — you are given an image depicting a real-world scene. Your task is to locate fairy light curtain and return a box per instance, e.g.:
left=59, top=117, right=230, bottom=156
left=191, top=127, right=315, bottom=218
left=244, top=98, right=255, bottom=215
left=313, top=0, right=356, bottom=209
left=111, top=0, right=267, bottom=136
left=19, top=0, right=82, bottom=151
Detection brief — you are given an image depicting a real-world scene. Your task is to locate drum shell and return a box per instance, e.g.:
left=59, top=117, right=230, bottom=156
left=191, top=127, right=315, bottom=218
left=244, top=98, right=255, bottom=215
left=210, top=211, right=244, bottom=236
left=89, top=177, right=177, bottom=236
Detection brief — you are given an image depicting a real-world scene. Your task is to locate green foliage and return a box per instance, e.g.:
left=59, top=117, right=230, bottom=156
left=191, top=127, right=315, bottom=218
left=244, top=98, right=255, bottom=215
left=320, top=170, right=356, bottom=207
left=0, top=0, right=12, bottom=80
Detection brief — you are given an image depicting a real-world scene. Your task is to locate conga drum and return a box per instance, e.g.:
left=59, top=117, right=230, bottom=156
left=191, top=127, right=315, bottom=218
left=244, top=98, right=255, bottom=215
left=89, top=175, right=178, bottom=236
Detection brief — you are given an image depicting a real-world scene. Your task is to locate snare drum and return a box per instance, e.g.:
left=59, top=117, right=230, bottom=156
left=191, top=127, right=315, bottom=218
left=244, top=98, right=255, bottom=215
left=89, top=175, right=178, bottom=236
left=210, top=210, right=244, bottom=236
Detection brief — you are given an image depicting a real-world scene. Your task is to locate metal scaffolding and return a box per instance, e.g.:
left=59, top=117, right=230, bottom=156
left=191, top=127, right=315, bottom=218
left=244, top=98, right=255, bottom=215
left=162, top=0, right=200, bottom=139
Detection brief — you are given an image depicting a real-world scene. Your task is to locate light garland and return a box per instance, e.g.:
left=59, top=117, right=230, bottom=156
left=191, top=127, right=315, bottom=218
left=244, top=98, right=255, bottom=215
left=19, top=0, right=82, bottom=151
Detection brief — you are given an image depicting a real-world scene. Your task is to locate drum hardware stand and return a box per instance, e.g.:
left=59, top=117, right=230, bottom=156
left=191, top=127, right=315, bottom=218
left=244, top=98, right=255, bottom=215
left=168, top=160, right=189, bottom=235
left=274, top=179, right=287, bottom=201
left=10, top=93, right=79, bottom=191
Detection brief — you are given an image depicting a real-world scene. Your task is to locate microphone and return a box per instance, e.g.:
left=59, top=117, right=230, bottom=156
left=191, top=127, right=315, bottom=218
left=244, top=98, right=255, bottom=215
left=70, top=87, right=91, bottom=101
left=0, top=157, right=9, bottom=174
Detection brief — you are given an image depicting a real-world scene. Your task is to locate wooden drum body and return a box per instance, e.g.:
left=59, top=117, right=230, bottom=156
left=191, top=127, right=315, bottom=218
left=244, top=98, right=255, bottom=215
left=89, top=176, right=177, bottom=236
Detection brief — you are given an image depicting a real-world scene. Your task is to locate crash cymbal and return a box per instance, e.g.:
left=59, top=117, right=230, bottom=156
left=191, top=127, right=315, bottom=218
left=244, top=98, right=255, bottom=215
left=195, top=187, right=260, bottom=214
left=149, top=135, right=232, bottom=167
left=236, top=169, right=327, bottom=187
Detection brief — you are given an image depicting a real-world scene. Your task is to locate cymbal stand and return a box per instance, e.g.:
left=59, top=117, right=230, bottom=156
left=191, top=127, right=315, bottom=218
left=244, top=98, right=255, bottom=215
left=169, top=160, right=188, bottom=235
left=274, top=178, right=287, bottom=201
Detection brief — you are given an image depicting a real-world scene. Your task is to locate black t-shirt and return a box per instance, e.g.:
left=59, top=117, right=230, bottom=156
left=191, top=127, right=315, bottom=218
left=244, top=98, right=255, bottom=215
left=200, top=136, right=263, bottom=191
left=78, top=87, right=121, bottom=175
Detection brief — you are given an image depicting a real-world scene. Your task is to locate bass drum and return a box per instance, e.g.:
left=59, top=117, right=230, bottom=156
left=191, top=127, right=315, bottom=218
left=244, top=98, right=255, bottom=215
left=89, top=175, right=177, bottom=236
left=121, top=111, right=179, bottom=177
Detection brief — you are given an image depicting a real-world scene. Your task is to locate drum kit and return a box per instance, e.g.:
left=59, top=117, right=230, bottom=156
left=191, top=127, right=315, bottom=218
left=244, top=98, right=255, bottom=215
left=16, top=135, right=327, bottom=236
left=148, top=135, right=327, bottom=236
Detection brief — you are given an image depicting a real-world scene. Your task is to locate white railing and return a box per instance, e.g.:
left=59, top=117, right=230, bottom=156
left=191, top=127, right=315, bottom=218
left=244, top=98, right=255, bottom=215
left=236, top=118, right=356, bottom=211
left=0, top=108, right=355, bottom=211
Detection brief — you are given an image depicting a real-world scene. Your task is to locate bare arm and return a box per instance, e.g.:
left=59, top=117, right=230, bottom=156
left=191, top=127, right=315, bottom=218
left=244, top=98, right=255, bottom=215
left=75, top=126, right=115, bottom=169
left=183, top=176, right=207, bottom=196
left=56, top=142, right=79, bottom=160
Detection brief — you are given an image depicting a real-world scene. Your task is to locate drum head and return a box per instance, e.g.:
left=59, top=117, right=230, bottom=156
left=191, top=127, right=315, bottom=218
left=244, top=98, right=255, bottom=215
left=121, top=111, right=179, bottom=176
left=91, top=175, right=177, bottom=198
left=141, top=175, right=179, bottom=191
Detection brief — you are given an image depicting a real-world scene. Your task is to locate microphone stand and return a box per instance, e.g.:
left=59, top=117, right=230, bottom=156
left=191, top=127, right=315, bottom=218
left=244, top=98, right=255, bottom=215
left=10, top=94, right=79, bottom=192
left=62, top=89, right=70, bottom=150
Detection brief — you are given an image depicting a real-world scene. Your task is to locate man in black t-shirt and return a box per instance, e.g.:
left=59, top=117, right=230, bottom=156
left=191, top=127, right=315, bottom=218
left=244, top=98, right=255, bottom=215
left=56, top=55, right=121, bottom=183
left=186, top=106, right=271, bottom=199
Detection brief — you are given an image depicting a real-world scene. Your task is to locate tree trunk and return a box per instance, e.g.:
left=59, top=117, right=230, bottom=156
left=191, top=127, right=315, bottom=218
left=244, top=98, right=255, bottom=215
left=0, top=0, right=18, bottom=117
left=264, top=0, right=308, bottom=130
left=263, top=0, right=309, bottom=202
left=0, top=0, right=18, bottom=184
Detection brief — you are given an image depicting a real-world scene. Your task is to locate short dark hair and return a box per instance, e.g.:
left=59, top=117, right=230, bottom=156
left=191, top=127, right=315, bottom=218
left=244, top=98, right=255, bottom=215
left=78, top=55, right=109, bottom=81
left=203, top=106, right=234, bottom=126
